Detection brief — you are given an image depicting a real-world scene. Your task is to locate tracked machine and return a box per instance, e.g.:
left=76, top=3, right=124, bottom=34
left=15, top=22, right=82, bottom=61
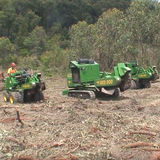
left=3, top=70, right=45, bottom=103
left=125, top=61, right=158, bottom=89
left=63, top=59, right=131, bottom=99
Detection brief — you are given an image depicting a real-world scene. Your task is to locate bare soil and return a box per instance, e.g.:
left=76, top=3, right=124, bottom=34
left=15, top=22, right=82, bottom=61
left=0, top=77, right=160, bottom=160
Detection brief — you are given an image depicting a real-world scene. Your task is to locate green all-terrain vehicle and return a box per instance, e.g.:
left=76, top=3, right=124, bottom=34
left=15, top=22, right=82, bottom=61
left=125, top=61, right=158, bottom=89
left=63, top=59, right=131, bottom=99
left=3, top=70, right=45, bottom=103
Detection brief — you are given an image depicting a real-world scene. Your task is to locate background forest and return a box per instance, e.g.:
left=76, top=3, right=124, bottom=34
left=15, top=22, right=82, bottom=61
left=0, top=0, right=159, bottom=75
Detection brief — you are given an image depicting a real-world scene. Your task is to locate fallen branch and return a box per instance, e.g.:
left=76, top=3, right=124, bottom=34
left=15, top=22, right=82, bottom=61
left=8, top=137, right=20, bottom=144
left=142, top=148, right=160, bottom=152
left=46, top=141, right=64, bottom=149
left=0, top=106, right=18, bottom=109
left=12, top=155, right=35, bottom=160
left=69, top=154, right=79, bottom=160
left=124, top=142, right=154, bottom=148
left=3, top=109, right=10, bottom=115
left=35, top=140, right=66, bottom=149
left=123, top=154, right=136, bottom=159
left=7, top=137, right=25, bottom=148
left=0, top=117, right=16, bottom=123
left=129, top=131, right=156, bottom=136
left=66, top=146, right=79, bottom=155
left=0, top=116, right=32, bottom=124
left=16, top=110, right=24, bottom=127
left=150, top=152, right=160, bottom=160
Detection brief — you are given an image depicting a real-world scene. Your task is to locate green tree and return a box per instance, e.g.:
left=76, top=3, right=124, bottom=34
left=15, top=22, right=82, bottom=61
left=10, top=10, right=41, bottom=46
left=94, top=9, right=125, bottom=69
left=0, top=0, right=16, bottom=38
left=23, top=26, right=47, bottom=55
left=69, top=0, right=160, bottom=70
left=0, top=37, right=16, bottom=67
left=125, top=0, right=160, bottom=65
left=70, top=9, right=126, bottom=70
left=40, top=34, right=69, bottom=75
left=70, top=21, right=96, bottom=59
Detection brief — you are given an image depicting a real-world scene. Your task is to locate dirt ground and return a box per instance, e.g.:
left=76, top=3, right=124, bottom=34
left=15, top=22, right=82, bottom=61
left=0, top=77, right=160, bottom=160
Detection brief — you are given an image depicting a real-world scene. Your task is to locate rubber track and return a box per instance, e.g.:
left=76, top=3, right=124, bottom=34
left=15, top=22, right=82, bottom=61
left=68, top=90, right=96, bottom=100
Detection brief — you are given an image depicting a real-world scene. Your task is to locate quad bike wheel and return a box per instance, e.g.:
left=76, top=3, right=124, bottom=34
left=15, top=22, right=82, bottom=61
left=34, top=91, right=44, bottom=102
left=130, top=80, right=138, bottom=89
left=3, top=92, right=9, bottom=102
left=23, top=90, right=44, bottom=102
left=9, top=95, right=14, bottom=104
left=120, top=72, right=131, bottom=91
left=9, top=92, right=24, bottom=104
left=130, top=80, right=142, bottom=89
left=143, top=81, right=151, bottom=88
left=139, top=80, right=151, bottom=89
left=113, top=88, right=120, bottom=98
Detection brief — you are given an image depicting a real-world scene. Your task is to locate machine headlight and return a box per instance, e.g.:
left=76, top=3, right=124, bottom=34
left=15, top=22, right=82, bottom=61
left=32, top=82, right=36, bottom=86
left=37, top=73, right=41, bottom=78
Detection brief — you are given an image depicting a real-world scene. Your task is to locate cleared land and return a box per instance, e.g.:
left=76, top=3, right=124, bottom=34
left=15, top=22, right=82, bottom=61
left=0, top=77, right=160, bottom=160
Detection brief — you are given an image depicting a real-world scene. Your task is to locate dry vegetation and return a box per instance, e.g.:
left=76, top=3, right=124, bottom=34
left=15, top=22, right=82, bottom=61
left=0, top=77, right=160, bottom=160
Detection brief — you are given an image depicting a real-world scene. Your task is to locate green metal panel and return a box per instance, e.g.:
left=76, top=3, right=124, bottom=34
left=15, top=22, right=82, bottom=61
left=125, top=62, right=138, bottom=75
left=95, top=75, right=121, bottom=87
left=62, top=89, right=69, bottom=95
left=70, top=61, right=100, bottom=83
left=113, top=63, right=130, bottom=77
left=80, top=64, right=100, bottom=83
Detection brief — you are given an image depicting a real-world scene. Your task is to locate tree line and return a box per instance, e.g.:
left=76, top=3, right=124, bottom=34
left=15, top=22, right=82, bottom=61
left=0, top=0, right=160, bottom=74
left=70, top=0, right=160, bottom=71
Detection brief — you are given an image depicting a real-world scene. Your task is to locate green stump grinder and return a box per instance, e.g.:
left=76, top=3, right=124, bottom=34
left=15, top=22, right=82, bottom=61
left=63, top=59, right=131, bottom=99
left=3, top=70, right=45, bottom=103
left=149, top=66, right=159, bottom=81
left=125, top=61, right=159, bottom=89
